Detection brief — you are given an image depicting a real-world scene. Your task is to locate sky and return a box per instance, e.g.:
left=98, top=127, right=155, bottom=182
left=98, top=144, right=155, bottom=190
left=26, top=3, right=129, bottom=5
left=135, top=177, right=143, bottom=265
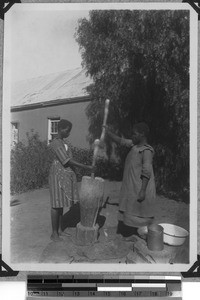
left=8, top=8, right=89, bottom=82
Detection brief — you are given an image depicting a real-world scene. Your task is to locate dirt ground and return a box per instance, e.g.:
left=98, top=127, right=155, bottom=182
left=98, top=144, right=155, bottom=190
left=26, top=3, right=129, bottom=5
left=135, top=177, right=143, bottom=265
left=7, top=180, right=190, bottom=265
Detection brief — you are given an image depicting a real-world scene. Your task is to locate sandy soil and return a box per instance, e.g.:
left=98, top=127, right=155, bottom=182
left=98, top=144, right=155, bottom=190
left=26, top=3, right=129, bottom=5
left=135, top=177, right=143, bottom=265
left=7, top=181, right=191, bottom=265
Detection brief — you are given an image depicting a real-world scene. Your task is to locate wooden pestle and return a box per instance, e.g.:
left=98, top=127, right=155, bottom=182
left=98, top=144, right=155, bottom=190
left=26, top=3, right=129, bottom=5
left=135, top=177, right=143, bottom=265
left=90, top=99, right=110, bottom=226
left=100, top=99, right=110, bottom=142
left=91, top=99, right=110, bottom=179
left=91, top=139, right=100, bottom=179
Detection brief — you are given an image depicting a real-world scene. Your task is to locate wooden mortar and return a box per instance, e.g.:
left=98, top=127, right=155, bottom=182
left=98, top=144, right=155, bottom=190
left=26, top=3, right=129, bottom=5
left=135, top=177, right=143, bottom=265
left=79, top=176, right=104, bottom=227
left=76, top=176, right=104, bottom=245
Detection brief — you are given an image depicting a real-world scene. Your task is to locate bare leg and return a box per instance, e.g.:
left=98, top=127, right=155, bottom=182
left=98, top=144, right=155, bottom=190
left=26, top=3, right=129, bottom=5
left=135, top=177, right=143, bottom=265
left=51, top=208, right=63, bottom=242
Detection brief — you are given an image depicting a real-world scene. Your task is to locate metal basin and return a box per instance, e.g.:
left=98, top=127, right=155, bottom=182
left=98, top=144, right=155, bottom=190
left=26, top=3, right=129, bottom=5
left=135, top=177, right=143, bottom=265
left=159, top=223, right=189, bottom=246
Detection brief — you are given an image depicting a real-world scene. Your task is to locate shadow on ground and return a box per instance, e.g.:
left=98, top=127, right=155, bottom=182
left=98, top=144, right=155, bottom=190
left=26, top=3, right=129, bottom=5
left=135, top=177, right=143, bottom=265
left=61, top=203, right=106, bottom=231
left=61, top=203, right=80, bottom=229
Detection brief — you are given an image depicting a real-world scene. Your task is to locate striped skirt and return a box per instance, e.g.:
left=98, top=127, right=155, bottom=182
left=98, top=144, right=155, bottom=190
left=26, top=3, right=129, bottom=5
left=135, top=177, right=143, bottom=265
left=49, top=160, right=79, bottom=208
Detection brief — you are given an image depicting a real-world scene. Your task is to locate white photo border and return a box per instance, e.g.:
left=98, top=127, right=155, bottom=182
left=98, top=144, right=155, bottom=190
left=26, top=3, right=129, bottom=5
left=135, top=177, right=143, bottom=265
left=2, top=2, right=198, bottom=272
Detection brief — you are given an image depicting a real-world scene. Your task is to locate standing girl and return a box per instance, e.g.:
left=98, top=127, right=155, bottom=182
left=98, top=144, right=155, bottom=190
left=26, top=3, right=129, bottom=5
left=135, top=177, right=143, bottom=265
left=104, top=122, right=156, bottom=237
left=49, top=119, right=93, bottom=242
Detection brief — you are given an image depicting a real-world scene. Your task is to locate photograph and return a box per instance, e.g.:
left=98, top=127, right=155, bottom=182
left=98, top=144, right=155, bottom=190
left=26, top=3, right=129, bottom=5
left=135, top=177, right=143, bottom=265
left=2, top=2, right=198, bottom=272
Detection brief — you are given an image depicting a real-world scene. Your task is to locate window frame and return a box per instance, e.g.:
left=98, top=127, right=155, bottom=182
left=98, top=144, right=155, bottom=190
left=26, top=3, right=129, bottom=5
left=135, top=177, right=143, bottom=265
left=47, top=117, right=60, bottom=143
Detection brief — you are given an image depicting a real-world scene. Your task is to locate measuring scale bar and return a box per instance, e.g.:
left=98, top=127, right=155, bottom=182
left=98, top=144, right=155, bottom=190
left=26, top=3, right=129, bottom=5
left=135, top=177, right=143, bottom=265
left=27, top=275, right=182, bottom=298
left=27, top=290, right=182, bottom=298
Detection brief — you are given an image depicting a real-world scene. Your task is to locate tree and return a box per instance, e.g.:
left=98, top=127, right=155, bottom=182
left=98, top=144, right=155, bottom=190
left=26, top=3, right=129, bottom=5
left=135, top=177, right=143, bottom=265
left=75, top=10, right=189, bottom=200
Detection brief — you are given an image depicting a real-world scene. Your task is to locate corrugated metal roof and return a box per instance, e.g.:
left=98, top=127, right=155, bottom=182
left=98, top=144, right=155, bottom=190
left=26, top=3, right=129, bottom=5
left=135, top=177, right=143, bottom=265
left=11, top=67, right=93, bottom=108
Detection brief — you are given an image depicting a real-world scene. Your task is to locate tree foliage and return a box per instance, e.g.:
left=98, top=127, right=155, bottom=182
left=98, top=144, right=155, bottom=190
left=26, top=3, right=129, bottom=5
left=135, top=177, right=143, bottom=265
left=76, top=10, right=189, bottom=200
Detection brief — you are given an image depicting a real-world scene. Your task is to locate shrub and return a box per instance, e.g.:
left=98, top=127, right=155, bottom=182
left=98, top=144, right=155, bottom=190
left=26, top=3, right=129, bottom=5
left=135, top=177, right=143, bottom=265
left=11, top=131, right=53, bottom=194
left=10, top=132, right=122, bottom=194
left=153, top=144, right=189, bottom=202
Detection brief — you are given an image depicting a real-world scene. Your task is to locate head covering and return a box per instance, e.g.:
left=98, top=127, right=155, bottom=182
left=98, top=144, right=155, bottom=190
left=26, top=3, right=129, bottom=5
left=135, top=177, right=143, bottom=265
left=58, top=119, right=72, bottom=131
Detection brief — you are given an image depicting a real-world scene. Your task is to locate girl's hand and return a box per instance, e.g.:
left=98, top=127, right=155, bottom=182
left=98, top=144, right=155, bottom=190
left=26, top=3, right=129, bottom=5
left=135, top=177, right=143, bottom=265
left=87, top=165, right=96, bottom=173
left=137, top=190, right=145, bottom=203
left=102, top=125, right=113, bottom=138
left=102, top=125, right=110, bottom=133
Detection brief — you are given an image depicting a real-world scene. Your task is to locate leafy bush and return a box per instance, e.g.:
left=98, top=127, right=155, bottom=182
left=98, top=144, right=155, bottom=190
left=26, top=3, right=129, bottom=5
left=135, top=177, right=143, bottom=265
left=10, top=132, right=122, bottom=194
left=153, top=144, right=189, bottom=202
left=11, top=131, right=53, bottom=194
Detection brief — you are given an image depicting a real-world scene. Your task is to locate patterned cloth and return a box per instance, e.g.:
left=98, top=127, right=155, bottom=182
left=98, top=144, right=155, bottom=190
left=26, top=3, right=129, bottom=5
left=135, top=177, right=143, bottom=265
left=118, top=138, right=156, bottom=227
left=48, top=138, right=79, bottom=208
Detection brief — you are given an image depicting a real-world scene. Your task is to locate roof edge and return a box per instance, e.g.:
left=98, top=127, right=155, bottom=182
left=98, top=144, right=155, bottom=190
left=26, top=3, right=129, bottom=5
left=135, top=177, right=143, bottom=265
left=11, top=95, right=91, bottom=112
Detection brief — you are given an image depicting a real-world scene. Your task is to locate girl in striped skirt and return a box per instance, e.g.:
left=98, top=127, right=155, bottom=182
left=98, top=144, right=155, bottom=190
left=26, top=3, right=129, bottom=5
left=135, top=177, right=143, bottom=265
left=49, top=119, right=94, bottom=242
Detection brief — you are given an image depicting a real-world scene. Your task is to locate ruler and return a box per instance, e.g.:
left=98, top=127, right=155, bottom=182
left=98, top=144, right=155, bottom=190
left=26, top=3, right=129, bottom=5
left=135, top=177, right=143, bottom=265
left=27, top=275, right=182, bottom=298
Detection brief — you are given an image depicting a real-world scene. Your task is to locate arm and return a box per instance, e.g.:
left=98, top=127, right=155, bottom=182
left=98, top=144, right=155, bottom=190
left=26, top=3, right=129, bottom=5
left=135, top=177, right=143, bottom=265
left=137, top=177, right=149, bottom=203
left=137, top=150, right=153, bottom=203
left=104, top=126, right=133, bottom=147
left=51, top=139, right=93, bottom=171
left=66, top=159, right=92, bottom=171
left=107, top=130, right=122, bottom=144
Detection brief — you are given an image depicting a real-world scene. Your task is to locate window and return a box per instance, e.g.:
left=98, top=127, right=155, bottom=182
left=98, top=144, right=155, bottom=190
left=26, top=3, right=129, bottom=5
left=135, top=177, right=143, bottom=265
left=48, top=118, right=60, bottom=143
left=11, top=122, right=19, bottom=148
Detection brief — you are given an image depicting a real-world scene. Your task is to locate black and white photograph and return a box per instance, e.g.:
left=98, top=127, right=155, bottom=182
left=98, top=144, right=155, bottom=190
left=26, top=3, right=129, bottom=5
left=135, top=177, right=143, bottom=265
left=2, top=2, right=198, bottom=272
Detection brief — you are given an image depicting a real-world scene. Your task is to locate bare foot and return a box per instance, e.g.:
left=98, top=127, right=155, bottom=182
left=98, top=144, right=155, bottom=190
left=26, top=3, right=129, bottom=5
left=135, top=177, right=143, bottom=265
left=50, top=234, right=63, bottom=242
left=59, top=231, right=71, bottom=237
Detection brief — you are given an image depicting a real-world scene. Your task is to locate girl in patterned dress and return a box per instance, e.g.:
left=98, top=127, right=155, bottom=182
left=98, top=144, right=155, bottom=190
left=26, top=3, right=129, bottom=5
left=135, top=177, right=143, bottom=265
left=104, top=122, right=156, bottom=237
left=49, top=119, right=94, bottom=242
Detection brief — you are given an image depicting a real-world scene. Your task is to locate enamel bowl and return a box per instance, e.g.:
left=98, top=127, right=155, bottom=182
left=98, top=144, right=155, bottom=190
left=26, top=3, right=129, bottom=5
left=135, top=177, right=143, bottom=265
left=158, top=223, right=189, bottom=246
